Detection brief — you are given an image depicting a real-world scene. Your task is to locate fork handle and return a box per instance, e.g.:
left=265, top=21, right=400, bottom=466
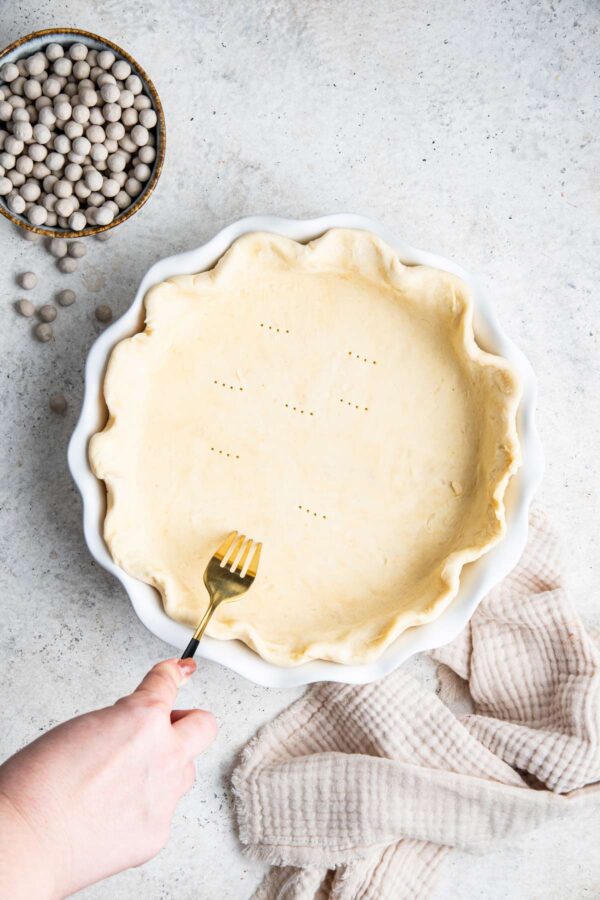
left=180, top=600, right=218, bottom=661
left=181, top=637, right=200, bottom=660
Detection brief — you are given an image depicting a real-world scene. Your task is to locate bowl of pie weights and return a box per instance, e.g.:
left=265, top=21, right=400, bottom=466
left=0, top=28, right=165, bottom=238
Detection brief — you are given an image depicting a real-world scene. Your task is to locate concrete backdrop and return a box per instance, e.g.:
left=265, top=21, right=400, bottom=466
left=1, top=1, right=598, bottom=897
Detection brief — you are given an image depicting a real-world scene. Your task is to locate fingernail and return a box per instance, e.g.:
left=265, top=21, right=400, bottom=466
left=176, top=658, right=196, bottom=681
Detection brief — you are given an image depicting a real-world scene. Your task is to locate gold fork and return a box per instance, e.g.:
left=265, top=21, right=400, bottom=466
left=180, top=531, right=262, bottom=660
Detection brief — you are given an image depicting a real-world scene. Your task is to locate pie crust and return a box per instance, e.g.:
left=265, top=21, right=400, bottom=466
left=89, top=229, right=521, bottom=665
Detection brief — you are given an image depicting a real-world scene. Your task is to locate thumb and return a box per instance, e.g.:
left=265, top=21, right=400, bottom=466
left=132, top=658, right=197, bottom=710
left=172, top=708, right=218, bottom=757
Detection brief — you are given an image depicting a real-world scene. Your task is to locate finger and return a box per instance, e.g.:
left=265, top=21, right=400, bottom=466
left=133, top=658, right=196, bottom=711
left=173, top=709, right=218, bottom=757
left=170, top=708, right=215, bottom=729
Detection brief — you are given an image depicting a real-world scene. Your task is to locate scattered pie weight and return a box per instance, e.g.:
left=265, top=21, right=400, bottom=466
left=18, top=271, right=37, bottom=289
left=35, top=322, right=53, bottom=342
left=57, top=288, right=75, bottom=306
left=16, top=297, right=34, bottom=316
left=68, top=240, right=86, bottom=258
left=57, top=256, right=77, bottom=273
left=39, top=303, right=57, bottom=322
left=0, top=39, right=158, bottom=232
left=49, top=393, right=67, bottom=414
left=95, top=304, right=113, bottom=322
left=49, top=237, right=68, bottom=257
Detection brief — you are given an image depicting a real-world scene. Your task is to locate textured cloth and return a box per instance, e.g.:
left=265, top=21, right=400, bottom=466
left=232, top=511, right=600, bottom=899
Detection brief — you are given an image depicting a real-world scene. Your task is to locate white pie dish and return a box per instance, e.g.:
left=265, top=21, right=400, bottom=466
left=68, top=214, right=544, bottom=687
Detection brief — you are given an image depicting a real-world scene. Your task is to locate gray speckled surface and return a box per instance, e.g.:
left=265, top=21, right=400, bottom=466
left=1, top=1, right=599, bottom=898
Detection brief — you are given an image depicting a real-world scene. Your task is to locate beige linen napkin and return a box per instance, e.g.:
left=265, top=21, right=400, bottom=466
left=232, top=511, right=600, bottom=899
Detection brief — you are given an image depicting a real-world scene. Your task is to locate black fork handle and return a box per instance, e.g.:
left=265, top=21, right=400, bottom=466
left=180, top=599, right=218, bottom=661
left=181, top=637, right=200, bottom=660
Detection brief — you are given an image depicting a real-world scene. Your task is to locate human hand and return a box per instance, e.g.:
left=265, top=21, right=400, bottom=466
left=0, top=658, right=216, bottom=899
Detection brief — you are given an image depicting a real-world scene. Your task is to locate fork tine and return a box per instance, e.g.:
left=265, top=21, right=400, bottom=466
left=234, top=538, right=252, bottom=574
left=246, top=541, right=262, bottom=579
left=226, top=533, right=246, bottom=570
left=214, top=530, right=237, bottom=563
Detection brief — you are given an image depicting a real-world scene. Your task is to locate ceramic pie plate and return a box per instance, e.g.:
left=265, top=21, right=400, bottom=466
left=68, top=214, right=544, bottom=687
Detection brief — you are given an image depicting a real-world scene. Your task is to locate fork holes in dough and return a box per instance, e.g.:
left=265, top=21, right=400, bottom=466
left=260, top=322, right=290, bottom=334
left=298, top=504, right=327, bottom=520
left=210, top=446, right=240, bottom=460
left=339, top=397, right=368, bottom=412
left=348, top=350, right=377, bottom=365
left=213, top=380, right=244, bottom=392
left=285, top=403, right=314, bottom=417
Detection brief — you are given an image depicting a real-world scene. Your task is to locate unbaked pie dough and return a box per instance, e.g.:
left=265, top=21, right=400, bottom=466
left=90, top=229, right=521, bottom=665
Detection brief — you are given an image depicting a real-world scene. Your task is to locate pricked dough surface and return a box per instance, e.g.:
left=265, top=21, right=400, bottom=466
left=89, top=229, right=521, bottom=665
